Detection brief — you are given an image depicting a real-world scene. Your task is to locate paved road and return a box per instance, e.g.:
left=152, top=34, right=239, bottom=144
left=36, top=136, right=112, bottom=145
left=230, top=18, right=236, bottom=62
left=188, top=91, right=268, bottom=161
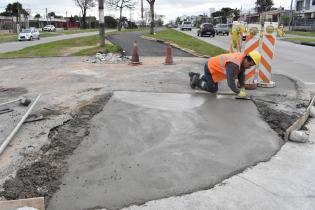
left=178, top=28, right=315, bottom=90
left=108, top=30, right=193, bottom=57
left=0, top=30, right=114, bottom=53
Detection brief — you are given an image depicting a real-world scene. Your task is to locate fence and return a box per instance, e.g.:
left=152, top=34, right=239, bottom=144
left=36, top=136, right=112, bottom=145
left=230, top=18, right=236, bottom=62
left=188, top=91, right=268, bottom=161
left=292, top=18, right=315, bottom=32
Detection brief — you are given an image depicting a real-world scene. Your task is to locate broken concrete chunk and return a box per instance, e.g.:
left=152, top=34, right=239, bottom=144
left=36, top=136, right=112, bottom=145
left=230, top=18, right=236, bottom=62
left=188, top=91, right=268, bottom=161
left=86, top=52, right=130, bottom=64
left=289, top=130, right=309, bottom=143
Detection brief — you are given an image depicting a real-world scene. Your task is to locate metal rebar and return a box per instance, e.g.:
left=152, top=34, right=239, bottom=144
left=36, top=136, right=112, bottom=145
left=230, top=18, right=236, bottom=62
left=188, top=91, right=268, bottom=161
left=0, top=94, right=41, bottom=156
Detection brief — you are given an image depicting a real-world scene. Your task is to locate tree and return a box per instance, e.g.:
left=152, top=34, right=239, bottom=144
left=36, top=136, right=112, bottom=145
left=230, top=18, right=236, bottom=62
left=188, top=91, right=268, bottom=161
left=106, top=0, right=136, bottom=31
left=146, top=0, right=155, bottom=34
left=255, top=0, right=274, bottom=13
left=0, top=2, right=29, bottom=19
left=48, top=12, right=56, bottom=18
left=34, top=13, right=41, bottom=28
left=232, top=8, right=240, bottom=20
left=175, top=17, right=181, bottom=25
left=105, top=16, right=117, bottom=28
left=0, top=2, right=29, bottom=32
left=73, top=0, right=96, bottom=29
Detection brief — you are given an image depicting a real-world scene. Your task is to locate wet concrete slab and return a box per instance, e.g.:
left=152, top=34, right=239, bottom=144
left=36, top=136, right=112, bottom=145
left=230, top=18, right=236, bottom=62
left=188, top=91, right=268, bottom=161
left=47, top=91, right=282, bottom=210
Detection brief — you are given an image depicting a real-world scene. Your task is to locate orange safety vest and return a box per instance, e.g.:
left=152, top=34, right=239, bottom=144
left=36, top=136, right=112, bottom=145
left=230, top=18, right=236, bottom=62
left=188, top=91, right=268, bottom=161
left=207, top=53, right=245, bottom=83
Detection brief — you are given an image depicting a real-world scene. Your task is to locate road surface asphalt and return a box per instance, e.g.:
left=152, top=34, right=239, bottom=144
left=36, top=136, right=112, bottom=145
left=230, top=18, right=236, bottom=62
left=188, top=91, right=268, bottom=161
left=107, top=30, right=193, bottom=57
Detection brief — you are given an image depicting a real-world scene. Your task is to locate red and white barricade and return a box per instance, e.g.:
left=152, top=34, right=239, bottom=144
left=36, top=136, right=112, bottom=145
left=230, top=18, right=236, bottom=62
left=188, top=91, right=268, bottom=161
left=244, top=24, right=261, bottom=88
left=257, top=22, right=278, bottom=88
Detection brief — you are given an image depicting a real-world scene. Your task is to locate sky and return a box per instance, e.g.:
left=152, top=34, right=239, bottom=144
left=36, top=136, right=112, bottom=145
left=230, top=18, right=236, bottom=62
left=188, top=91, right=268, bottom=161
left=0, top=0, right=291, bottom=22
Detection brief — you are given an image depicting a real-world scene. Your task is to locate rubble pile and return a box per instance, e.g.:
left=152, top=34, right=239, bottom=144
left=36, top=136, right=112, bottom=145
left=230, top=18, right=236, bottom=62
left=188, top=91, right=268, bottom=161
left=86, top=53, right=130, bottom=64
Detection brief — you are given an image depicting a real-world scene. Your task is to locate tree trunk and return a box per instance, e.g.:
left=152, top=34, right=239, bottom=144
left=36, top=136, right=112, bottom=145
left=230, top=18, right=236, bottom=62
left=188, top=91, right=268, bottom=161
left=82, top=8, right=87, bottom=29
left=149, top=3, right=154, bottom=34
left=118, top=7, right=123, bottom=31
left=98, top=0, right=105, bottom=47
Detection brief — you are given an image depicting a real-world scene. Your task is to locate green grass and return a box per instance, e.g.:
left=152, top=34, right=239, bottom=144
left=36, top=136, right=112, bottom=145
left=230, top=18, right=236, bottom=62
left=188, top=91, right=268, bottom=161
left=145, top=29, right=226, bottom=56
left=286, top=31, right=315, bottom=37
left=285, top=37, right=315, bottom=43
left=0, top=33, right=17, bottom=43
left=73, top=44, right=122, bottom=56
left=0, top=35, right=120, bottom=58
left=61, top=28, right=98, bottom=34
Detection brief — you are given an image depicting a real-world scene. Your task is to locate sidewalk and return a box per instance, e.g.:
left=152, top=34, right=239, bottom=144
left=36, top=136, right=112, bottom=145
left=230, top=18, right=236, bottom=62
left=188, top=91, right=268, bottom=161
left=109, top=119, right=315, bottom=210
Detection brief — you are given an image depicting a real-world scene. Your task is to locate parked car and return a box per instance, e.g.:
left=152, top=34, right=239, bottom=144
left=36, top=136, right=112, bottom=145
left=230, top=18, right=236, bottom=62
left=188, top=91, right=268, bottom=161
left=43, top=25, right=56, bottom=32
left=197, top=23, right=215, bottom=37
left=18, top=28, right=40, bottom=41
left=214, top=24, right=229, bottom=36
left=180, top=21, right=192, bottom=31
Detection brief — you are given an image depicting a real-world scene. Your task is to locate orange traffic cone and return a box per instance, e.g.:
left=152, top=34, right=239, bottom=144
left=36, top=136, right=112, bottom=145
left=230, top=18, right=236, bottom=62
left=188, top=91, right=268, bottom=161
left=164, top=43, right=174, bottom=65
left=130, top=41, right=142, bottom=66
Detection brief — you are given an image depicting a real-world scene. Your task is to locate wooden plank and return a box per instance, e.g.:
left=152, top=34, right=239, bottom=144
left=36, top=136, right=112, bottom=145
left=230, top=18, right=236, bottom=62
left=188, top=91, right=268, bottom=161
left=0, top=197, right=45, bottom=210
left=284, top=96, right=315, bottom=142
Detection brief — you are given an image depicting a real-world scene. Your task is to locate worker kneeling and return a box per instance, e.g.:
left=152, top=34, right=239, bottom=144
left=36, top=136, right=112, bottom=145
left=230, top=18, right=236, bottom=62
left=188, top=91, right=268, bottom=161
left=189, top=50, right=261, bottom=98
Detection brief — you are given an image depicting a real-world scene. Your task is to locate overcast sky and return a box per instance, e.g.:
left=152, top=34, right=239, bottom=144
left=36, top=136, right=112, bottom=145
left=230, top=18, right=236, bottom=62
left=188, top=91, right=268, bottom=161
left=0, top=0, right=291, bottom=22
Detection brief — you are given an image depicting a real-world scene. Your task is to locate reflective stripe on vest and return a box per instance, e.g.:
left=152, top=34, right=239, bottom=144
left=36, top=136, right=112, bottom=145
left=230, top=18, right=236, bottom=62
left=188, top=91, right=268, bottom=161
left=208, top=53, right=245, bottom=83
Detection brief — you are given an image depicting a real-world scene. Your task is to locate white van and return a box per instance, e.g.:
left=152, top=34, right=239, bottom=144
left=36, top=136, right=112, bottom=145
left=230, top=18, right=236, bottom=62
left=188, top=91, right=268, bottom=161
left=180, top=21, right=192, bottom=31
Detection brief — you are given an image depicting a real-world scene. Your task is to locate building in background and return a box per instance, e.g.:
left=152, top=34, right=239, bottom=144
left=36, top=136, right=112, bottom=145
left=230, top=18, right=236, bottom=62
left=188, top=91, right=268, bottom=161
left=295, top=0, right=315, bottom=18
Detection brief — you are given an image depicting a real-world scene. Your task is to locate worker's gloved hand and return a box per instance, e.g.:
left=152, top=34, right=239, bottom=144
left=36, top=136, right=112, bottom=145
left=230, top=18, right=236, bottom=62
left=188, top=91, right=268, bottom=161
left=238, top=88, right=246, bottom=98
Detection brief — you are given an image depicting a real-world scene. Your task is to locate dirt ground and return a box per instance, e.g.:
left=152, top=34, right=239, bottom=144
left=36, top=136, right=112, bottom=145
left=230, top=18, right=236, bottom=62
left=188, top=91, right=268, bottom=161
left=0, top=56, right=309, bottom=209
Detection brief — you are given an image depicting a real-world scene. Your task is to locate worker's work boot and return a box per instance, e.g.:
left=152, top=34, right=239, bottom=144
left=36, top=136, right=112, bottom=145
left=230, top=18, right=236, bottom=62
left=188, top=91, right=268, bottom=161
left=189, top=72, right=199, bottom=82
left=190, top=73, right=200, bottom=89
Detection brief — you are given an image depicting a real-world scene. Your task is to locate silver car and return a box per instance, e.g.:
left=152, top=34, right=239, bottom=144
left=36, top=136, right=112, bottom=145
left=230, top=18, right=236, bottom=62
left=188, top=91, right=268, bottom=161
left=18, top=28, right=40, bottom=41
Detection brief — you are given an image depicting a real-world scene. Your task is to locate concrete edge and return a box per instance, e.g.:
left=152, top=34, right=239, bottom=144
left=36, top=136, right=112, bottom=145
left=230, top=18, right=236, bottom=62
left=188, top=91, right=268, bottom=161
left=284, top=96, right=315, bottom=142
left=282, top=39, right=315, bottom=47
left=271, top=73, right=313, bottom=142
left=141, top=35, right=209, bottom=58
left=276, top=73, right=311, bottom=102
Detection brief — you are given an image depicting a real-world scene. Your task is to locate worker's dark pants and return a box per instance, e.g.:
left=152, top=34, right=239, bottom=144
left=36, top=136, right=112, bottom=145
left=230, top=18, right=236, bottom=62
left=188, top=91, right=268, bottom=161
left=198, top=63, right=218, bottom=93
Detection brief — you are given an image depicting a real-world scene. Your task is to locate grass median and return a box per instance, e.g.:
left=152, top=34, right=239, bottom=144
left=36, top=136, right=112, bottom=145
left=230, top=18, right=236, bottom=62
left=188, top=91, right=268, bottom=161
left=286, top=31, right=315, bottom=37
left=285, top=37, right=315, bottom=43
left=145, top=29, right=226, bottom=56
left=0, top=35, right=121, bottom=58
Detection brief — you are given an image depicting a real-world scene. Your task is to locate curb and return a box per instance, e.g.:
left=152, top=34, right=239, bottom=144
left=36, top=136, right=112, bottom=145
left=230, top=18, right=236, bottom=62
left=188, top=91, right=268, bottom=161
left=275, top=74, right=313, bottom=142
left=284, top=96, right=315, bottom=142
left=283, top=39, right=315, bottom=47
left=141, top=35, right=210, bottom=58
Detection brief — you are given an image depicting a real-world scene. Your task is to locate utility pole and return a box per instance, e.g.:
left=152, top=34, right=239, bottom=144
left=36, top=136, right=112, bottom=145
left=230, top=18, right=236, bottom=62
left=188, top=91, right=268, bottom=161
left=46, top=8, right=48, bottom=25
left=289, top=0, right=294, bottom=31
left=98, top=0, right=105, bottom=47
left=66, top=11, right=68, bottom=18
left=17, top=1, right=20, bottom=32
left=141, top=0, right=144, bottom=26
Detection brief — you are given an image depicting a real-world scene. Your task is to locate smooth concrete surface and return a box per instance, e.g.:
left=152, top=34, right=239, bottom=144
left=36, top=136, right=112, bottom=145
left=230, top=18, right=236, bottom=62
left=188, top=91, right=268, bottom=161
left=110, top=118, right=315, bottom=210
left=47, top=91, right=282, bottom=210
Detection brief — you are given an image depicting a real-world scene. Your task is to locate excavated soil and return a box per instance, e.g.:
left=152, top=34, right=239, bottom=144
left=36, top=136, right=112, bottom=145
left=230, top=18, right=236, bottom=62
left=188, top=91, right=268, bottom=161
left=0, top=93, right=112, bottom=203
left=252, top=95, right=305, bottom=138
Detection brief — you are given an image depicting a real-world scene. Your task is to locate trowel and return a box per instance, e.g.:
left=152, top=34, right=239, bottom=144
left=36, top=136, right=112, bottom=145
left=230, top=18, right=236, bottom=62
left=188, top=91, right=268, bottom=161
left=235, top=96, right=251, bottom=100
left=216, top=93, right=251, bottom=101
